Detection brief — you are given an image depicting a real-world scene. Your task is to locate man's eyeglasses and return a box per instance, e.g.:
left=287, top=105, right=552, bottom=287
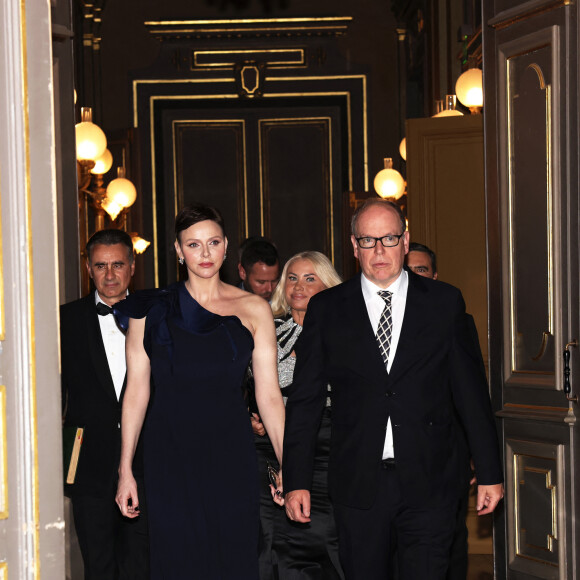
left=355, top=234, right=404, bottom=249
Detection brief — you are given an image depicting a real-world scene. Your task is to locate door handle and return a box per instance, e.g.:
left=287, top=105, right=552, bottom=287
left=563, top=339, right=578, bottom=403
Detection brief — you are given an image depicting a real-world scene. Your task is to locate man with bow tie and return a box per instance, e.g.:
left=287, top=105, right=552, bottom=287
left=61, top=229, right=149, bottom=579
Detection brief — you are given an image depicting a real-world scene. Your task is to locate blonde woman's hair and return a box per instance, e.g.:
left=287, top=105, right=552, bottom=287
left=271, top=251, right=342, bottom=318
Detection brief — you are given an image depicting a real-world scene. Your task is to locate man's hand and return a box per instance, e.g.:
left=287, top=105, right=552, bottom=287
left=477, top=483, right=504, bottom=515
left=250, top=412, right=265, bottom=436
left=285, top=489, right=311, bottom=523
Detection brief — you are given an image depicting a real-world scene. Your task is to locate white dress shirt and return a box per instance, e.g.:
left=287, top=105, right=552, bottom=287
left=360, top=269, right=408, bottom=459
left=95, top=291, right=126, bottom=400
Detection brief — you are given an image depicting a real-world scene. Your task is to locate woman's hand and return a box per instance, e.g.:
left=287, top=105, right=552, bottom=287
left=270, top=469, right=284, bottom=506
left=116, top=471, right=140, bottom=518
left=250, top=412, right=266, bottom=436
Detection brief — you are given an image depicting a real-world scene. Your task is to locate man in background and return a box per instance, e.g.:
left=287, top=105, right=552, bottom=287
left=238, top=236, right=280, bottom=301
left=61, top=229, right=149, bottom=579
left=405, top=241, right=483, bottom=580
left=406, top=242, right=438, bottom=280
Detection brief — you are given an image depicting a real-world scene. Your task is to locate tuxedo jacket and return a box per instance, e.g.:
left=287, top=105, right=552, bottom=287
left=283, top=271, right=503, bottom=510
left=61, top=294, right=143, bottom=497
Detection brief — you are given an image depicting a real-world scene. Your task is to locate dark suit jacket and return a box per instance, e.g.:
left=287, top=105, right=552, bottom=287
left=61, top=294, right=143, bottom=497
left=283, top=271, right=503, bottom=510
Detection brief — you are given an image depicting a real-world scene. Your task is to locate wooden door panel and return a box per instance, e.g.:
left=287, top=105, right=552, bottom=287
left=154, top=102, right=346, bottom=286
left=163, top=116, right=248, bottom=283
left=483, top=0, right=580, bottom=577
left=260, top=118, right=335, bottom=264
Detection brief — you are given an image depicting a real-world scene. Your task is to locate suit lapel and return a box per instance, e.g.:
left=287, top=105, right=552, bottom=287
left=341, top=276, right=390, bottom=382
left=84, top=296, right=120, bottom=403
left=388, top=272, right=429, bottom=383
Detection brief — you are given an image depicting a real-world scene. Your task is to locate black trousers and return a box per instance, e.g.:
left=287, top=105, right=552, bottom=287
left=333, top=464, right=457, bottom=580
left=71, top=477, right=149, bottom=580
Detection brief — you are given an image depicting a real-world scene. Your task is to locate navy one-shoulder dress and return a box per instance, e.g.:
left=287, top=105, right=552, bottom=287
left=115, top=282, right=260, bottom=579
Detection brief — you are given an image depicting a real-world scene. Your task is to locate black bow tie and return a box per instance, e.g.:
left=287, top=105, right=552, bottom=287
left=96, top=302, right=114, bottom=316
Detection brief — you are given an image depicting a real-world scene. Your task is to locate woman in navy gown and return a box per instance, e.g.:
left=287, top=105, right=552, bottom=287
left=115, top=204, right=285, bottom=579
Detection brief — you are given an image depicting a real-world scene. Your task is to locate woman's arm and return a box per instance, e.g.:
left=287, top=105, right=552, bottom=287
left=251, top=301, right=285, bottom=468
left=115, top=317, right=150, bottom=518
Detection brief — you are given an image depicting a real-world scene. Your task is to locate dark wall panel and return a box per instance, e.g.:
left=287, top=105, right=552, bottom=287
left=261, top=120, right=331, bottom=264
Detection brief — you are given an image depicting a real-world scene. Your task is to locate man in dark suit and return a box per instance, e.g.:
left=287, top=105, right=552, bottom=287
left=283, top=199, right=503, bottom=579
left=61, top=229, right=149, bottom=579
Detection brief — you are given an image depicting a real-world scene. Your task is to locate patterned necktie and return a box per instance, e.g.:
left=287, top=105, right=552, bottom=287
left=376, top=290, right=393, bottom=368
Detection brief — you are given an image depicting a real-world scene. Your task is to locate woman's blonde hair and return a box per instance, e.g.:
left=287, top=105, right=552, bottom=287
left=270, top=251, right=342, bottom=317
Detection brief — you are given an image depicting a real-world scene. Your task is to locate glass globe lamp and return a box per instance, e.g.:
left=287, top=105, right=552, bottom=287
left=374, top=158, right=406, bottom=200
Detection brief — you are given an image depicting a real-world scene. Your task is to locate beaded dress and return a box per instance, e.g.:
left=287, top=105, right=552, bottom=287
left=249, top=314, right=343, bottom=580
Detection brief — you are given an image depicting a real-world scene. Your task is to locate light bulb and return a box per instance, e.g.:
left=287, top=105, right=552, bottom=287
left=91, top=149, right=113, bottom=175
left=75, top=108, right=107, bottom=161
left=455, top=68, right=483, bottom=110
left=106, top=177, right=137, bottom=209
left=373, top=158, right=405, bottom=200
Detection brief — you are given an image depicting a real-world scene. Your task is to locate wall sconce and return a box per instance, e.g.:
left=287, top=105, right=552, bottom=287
left=374, top=158, right=406, bottom=200
left=455, top=67, right=483, bottom=114
left=75, top=106, right=150, bottom=293
left=433, top=95, right=464, bottom=117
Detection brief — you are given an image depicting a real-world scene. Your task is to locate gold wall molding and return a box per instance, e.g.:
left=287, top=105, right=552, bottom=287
left=192, top=49, right=305, bottom=70
left=144, top=16, right=353, bottom=40
left=0, top=562, right=6, bottom=579
left=489, top=0, right=571, bottom=30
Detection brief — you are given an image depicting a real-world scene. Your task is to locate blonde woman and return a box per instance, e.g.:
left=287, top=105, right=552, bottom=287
left=250, top=251, right=344, bottom=580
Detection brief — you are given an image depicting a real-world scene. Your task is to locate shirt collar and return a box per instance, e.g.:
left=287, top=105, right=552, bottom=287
left=360, top=269, right=408, bottom=302
left=94, top=289, right=128, bottom=306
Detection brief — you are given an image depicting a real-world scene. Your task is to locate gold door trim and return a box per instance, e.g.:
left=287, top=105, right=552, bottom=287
left=18, top=0, right=40, bottom=574
left=506, top=54, right=555, bottom=377
left=0, top=387, right=7, bottom=519
left=133, top=79, right=237, bottom=128
left=506, top=438, right=563, bottom=575
left=0, top=167, right=5, bottom=340
left=489, top=0, right=571, bottom=31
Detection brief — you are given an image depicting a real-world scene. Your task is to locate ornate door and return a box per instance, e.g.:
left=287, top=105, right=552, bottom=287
left=483, top=0, right=580, bottom=577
